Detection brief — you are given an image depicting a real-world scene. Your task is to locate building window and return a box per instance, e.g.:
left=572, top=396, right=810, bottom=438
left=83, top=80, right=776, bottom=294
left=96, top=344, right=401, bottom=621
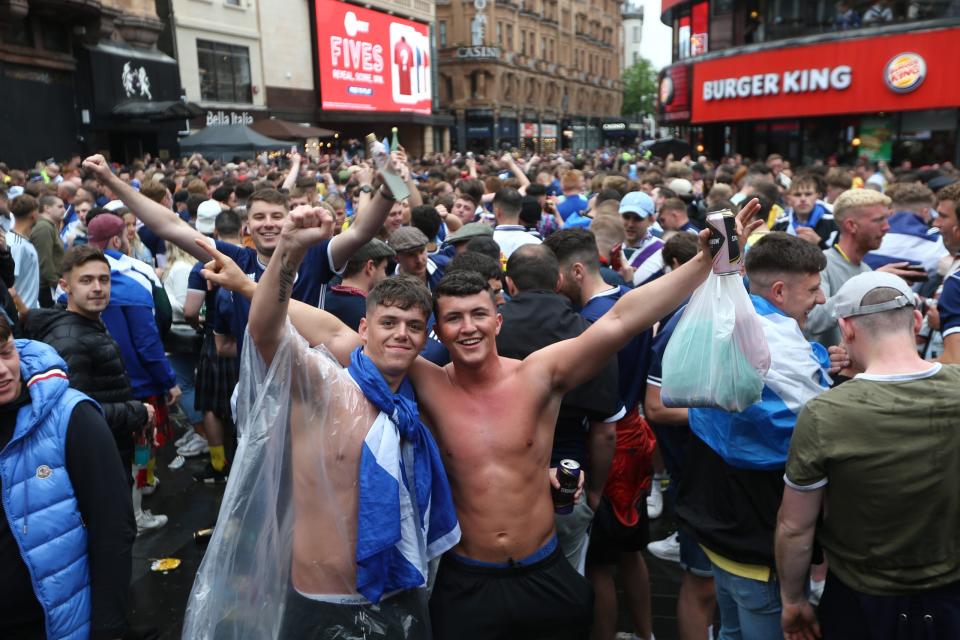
left=439, top=21, right=447, bottom=47
left=632, top=25, right=640, bottom=42
left=497, top=22, right=502, bottom=44
left=632, top=51, right=639, bottom=63
left=197, top=39, right=252, bottom=103
left=520, top=31, right=526, bottom=55
left=224, top=0, right=241, bottom=5
left=506, top=24, right=513, bottom=50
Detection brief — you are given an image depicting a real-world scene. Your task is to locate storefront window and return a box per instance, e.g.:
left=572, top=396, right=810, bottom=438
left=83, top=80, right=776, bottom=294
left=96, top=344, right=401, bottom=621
left=750, top=0, right=955, bottom=44
left=197, top=40, right=252, bottom=104
left=896, top=109, right=958, bottom=166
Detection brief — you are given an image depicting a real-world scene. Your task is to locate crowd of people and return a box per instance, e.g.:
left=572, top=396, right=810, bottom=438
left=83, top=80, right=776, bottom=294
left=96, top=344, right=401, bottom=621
left=0, top=142, right=958, bottom=640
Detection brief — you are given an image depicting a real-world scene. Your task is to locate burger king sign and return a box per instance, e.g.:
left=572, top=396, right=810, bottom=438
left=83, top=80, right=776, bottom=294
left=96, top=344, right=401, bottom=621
left=884, top=52, right=926, bottom=94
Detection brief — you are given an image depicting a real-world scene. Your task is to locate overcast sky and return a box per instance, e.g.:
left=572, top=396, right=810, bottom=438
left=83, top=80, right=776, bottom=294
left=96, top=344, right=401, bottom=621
left=637, top=0, right=673, bottom=70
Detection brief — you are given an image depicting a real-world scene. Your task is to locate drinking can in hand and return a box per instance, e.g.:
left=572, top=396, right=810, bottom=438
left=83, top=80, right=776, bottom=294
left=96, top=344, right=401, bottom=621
left=706, top=209, right=741, bottom=275
left=553, top=459, right=581, bottom=514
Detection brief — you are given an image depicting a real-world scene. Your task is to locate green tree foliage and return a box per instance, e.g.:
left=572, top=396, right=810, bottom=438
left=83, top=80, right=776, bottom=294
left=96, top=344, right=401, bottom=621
left=622, top=57, right=658, bottom=116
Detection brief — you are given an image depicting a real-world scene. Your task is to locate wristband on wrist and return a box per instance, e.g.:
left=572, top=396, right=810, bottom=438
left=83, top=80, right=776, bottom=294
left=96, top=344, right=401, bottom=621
left=379, top=185, right=396, bottom=202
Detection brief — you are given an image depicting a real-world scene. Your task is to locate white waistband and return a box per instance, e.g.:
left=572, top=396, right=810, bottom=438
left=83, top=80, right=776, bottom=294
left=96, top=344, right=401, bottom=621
left=293, top=589, right=371, bottom=605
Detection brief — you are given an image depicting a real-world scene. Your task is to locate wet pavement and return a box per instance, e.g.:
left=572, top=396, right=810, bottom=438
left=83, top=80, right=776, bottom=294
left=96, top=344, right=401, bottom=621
left=128, top=444, right=688, bottom=640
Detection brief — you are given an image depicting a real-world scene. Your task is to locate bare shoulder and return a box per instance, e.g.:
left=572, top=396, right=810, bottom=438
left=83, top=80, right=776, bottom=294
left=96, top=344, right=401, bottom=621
left=409, top=355, right=447, bottom=391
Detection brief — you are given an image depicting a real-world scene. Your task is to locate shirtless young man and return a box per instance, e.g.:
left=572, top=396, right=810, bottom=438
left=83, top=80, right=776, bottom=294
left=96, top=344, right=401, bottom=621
left=202, top=200, right=762, bottom=639
left=185, top=210, right=459, bottom=639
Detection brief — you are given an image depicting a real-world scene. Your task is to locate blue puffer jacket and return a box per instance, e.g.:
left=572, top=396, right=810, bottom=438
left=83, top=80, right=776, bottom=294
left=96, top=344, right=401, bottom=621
left=0, top=339, right=96, bottom=640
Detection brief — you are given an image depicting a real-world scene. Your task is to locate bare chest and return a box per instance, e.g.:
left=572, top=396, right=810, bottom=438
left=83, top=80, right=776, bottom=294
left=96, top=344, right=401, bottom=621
left=429, top=388, right=547, bottom=465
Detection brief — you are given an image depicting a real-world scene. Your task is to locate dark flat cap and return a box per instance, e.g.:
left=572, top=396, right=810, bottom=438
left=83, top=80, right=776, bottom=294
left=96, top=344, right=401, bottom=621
left=388, top=226, right=429, bottom=252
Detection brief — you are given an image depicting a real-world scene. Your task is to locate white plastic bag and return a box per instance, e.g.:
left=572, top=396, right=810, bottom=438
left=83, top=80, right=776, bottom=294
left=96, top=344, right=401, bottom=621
left=661, top=271, right=771, bottom=412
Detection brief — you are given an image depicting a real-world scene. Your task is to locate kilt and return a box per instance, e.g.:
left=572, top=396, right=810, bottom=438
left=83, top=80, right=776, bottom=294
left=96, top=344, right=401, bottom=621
left=194, top=331, right=238, bottom=418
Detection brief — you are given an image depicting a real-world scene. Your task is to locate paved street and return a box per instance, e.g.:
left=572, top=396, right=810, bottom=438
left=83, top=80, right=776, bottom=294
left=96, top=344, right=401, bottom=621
left=127, top=443, right=689, bottom=640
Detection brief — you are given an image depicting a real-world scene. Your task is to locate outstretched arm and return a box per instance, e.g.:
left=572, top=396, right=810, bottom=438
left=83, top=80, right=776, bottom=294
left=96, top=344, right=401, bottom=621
left=329, top=152, right=407, bottom=269
left=83, top=155, right=209, bottom=261
left=329, top=182, right=396, bottom=269
left=197, top=234, right=361, bottom=367
left=529, top=200, right=763, bottom=396
left=502, top=153, right=531, bottom=193
left=280, top=150, right=302, bottom=192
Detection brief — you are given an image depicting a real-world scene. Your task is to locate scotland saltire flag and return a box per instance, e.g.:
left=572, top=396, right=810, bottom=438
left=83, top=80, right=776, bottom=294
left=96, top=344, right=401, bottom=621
left=689, top=295, right=831, bottom=470
left=349, top=348, right=460, bottom=603
left=865, top=211, right=949, bottom=275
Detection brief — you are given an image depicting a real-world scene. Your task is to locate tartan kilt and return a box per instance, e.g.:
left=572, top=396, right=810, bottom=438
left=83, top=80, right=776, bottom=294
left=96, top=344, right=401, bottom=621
left=194, top=332, right=238, bottom=418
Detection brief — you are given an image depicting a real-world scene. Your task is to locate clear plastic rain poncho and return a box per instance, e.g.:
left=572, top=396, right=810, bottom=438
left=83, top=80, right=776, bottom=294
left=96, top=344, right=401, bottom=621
left=182, top=321, right=432, bottom=639
left=661, top=271, right=771, bottom=412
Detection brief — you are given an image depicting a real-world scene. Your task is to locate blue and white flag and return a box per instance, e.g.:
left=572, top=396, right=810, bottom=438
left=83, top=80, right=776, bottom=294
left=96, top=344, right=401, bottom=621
left=690, top=295, right=831, bottom=470
left=865, top=211, right=948, bottom=275
left=349, top=347, right=460, bottom=603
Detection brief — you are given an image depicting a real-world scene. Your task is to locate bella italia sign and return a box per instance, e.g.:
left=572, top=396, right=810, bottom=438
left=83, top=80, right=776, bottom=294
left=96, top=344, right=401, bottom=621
left=206, top=110, right=255, bottom=126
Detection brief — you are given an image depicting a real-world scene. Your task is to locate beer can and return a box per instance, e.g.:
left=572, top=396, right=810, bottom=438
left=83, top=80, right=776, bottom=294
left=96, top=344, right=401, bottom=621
left=553, top=459, right=581, bottom=515
left=705, top=209, right=741, bottom=275
left=194, top=528, right=213, bottom=543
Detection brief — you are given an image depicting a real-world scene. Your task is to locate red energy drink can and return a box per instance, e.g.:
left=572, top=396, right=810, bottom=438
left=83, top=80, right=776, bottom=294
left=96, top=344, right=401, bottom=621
left=706, top=209, right=741, bottom=274
left=553, top=459, right=581, bottom=514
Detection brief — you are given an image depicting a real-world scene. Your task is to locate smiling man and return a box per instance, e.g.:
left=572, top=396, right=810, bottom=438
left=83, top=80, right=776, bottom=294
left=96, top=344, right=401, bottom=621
left=677, top=232, right=833, bottom=638
left=198, top=197, right=764, bottom=639
left=184, top=207, right=459, bottom=639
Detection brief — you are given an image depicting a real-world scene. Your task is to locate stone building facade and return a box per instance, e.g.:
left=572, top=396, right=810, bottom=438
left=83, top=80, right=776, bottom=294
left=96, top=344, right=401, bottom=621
left=435, top=0, right=623, bottom=151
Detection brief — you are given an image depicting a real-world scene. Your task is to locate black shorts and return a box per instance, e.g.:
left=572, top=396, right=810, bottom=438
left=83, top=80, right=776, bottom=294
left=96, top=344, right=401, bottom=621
left=429, top=545, right=594, bottom=640
left=278, top=588, right=429, bottom=640
left=585, top=496, right=650, bottom=566
left=819, top=572, right=960, bottom=640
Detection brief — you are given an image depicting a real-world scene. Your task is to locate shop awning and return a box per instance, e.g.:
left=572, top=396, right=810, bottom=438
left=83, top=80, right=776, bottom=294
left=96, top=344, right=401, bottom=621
left=112, top=101, right=203, bottom=121
left=178, top=125, right=290, bottom=159
left=640, top=137, right=692, bottom=159
left=250, top=118, right=337, bottom=140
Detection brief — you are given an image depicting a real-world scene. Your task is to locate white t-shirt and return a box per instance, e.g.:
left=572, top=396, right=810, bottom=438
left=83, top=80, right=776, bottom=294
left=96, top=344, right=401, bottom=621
left=493, top=225, right=541, bottom=260
left=6, top=231, right=40, bottom=309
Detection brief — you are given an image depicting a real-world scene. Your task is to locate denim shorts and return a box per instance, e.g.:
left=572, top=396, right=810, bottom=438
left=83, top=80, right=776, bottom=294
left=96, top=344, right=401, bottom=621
left=678, top=528, right=713, bottom=578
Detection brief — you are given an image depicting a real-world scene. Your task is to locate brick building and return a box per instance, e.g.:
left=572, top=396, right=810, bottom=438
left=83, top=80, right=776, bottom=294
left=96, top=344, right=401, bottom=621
left=436, top=0, right=623, bottom=152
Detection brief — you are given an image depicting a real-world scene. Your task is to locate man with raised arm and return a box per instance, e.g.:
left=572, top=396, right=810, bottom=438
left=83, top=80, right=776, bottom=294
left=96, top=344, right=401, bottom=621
left=200, top=199, right=762, bottom=639
left=80, top=153, right=399, bottom=351
left=183, top=202, right=459, bottom=639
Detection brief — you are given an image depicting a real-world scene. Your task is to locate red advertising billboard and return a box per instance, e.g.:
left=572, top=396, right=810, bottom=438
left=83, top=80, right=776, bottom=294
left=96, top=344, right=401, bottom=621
left=314, top=0, right=432, bottom=114
left=659, top=64, right=691, bottom=122
left=691, top=28, right=960, bottom=124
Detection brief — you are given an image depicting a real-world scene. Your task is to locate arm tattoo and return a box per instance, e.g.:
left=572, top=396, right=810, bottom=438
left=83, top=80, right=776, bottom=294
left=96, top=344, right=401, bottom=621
left=278, top=253, right=296, bottom=303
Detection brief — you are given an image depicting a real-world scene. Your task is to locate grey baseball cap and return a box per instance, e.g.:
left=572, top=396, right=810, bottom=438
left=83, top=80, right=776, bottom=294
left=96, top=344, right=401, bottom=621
left=832, top=272, right=915, bottom=319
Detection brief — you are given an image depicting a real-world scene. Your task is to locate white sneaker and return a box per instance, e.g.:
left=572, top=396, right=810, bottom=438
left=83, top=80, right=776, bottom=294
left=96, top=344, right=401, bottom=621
left=141, top=477, right=160, bottom=496
left=174, top=430, right=199, bottom=448
left=136, top=509, right=168, bottom=535
left=646, top=480, right=663, bottom=519
left=647, top=531, right=681, bottom=563
left=177, top=436, right=209, bottom=458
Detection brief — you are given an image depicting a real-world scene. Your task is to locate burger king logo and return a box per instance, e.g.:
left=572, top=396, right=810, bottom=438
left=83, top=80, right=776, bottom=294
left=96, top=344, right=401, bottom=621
left=884, top=52, right=926, bottom=94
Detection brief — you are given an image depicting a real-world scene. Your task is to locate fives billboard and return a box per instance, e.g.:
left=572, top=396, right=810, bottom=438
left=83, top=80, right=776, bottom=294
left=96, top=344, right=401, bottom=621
left=315, top=0, right=432, bottom=114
